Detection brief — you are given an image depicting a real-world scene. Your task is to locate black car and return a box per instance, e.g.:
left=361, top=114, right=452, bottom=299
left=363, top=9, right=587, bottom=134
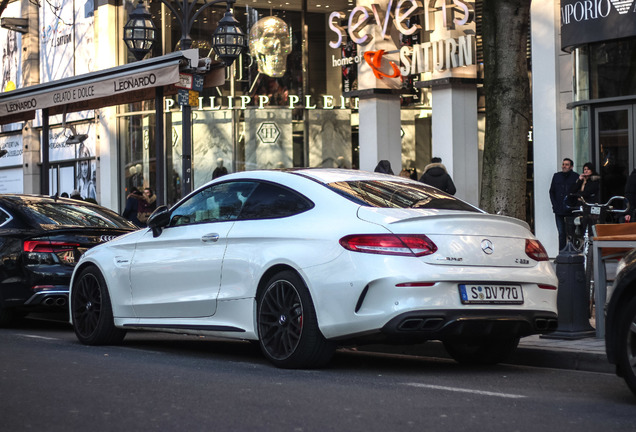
left=606, top=247, right=636, bottom=396
left=0, top=194, right=136, bottom=325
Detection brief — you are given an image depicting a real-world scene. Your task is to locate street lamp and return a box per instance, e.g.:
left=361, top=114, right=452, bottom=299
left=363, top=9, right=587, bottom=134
left=123, top=0, right=246, bottom=198
left=123, top=0, right=157, bottom=61
left=123, top=0, right=245, bottom=65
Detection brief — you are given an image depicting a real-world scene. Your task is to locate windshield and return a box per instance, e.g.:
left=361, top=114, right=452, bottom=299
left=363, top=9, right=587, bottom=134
left=327, top=180, right=481, bottom=212
left=22, top=202, right=136, bottom=229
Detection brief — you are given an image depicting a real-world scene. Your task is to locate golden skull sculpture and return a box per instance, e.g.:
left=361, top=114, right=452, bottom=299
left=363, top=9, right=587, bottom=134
left=248, top=16, right=291, bottom=78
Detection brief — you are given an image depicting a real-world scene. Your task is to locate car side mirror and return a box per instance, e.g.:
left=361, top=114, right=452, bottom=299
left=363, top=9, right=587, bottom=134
left=147, top=205, right=170, bottom=237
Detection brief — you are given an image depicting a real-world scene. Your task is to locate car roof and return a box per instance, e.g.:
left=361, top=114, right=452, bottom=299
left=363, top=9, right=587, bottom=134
left=0, top=194, right=95, bottom=205
left=211, top=168, right=419, bottom=186
left=287, top=168, right=416, bottom=184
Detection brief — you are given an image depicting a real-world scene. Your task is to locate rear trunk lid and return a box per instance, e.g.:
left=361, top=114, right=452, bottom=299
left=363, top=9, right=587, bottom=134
left=357, top=207, right=537, bottom=267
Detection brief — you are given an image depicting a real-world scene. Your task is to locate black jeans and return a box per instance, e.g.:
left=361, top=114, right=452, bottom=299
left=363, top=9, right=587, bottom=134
left=555, top=214, right=575, bottom=251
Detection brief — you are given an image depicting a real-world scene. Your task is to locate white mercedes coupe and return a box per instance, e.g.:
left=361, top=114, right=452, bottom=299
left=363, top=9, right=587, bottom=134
left=69, top=169, right=558, bottom=368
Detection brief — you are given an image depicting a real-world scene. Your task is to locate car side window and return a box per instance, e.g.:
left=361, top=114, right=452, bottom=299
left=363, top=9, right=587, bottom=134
left=169, top=181, right=258, bottom=227
left=0, top=207, right=11, bottom=227
left=239, top=182, right=313, bottom=220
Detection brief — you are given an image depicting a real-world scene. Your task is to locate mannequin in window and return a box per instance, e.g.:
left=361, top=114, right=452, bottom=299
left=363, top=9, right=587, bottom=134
left=213, top=158, right=228, bottom=179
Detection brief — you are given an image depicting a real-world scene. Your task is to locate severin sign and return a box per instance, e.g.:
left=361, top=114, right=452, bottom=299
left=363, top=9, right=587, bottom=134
left=561, top=0, right=636, bottom=51
left=328, top=0, right=476, bottom=78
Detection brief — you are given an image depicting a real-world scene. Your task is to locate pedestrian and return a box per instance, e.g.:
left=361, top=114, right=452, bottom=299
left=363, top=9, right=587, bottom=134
left=122, top=187, right=143, bottom=227
left=70, top=189, right=83, bottom=200
left=418, top=157, right=456, bottom=195
left=374, top=160, right=394, bottom=175
left=570, top=162, right=600, bottom=204
left=625, top=168, right=636, bottom=222
left=549, top=158, right=579, bottom=250
left=570, top=162, right=601, bottom=239
left=213, top=158, right=228, bottom=179
left=137, top=187, right=157, bottom=227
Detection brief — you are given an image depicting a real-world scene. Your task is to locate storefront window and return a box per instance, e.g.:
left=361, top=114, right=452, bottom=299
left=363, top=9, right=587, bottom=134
left=589, top=39, right=636, bottom=99
left=118, top=0, right=437, bottom=206
left=119, top=109, right=157, bottom=204
left=573, top=46, right=589, bottom=102
left=573, top=105, right=590, bottom=171
left=46, top=123, right=97, bottom=201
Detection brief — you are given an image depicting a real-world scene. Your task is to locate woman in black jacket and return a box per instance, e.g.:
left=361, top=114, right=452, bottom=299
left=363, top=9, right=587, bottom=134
left=571, top=162, right=600, bottom=204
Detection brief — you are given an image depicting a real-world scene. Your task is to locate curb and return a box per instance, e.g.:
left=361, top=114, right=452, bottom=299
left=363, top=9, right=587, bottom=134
left=508, top=345, right=613, bottom=374
left=355, top=341, right=614, bottom=374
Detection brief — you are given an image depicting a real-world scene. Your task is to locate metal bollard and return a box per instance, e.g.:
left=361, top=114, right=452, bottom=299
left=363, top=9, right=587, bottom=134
left=542, top=241, right=596, bottom=339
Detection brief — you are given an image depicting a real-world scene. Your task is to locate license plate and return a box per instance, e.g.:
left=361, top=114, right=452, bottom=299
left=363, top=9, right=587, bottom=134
left=459, top=284, right=524, bottom=304
left=591, top=206, right=601, bottom=215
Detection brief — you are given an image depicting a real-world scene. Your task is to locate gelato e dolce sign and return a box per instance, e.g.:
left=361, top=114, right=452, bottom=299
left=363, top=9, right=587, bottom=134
left=328, top=0, right=476, bottom=77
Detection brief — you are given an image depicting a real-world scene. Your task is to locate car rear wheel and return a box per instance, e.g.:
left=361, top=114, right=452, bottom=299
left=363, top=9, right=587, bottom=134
left=616, top=296, right=636, bottom=396
left=257, top=270, right=335, bottom=369
left=443, top=336, right=520, bottom=365
left=71, top=266, right=126, bottom=345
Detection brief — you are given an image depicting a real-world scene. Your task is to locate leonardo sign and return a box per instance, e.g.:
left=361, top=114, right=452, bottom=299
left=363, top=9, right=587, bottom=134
left=0, top=65, right=179, bottom=117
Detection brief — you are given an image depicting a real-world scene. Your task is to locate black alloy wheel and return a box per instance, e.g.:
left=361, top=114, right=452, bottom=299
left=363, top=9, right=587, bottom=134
left=257, top=270, right=334, bottom=369
left=71, top=266, right=125, bottom=345
left=617, top=296, right=636, bottom=396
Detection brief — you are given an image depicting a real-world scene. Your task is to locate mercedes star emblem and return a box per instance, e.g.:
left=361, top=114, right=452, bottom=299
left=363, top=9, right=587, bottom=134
left=481, top=239, right=494, bottom=254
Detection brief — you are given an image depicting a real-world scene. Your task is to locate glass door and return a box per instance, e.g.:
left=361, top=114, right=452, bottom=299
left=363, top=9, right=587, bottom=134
left=595, top=106, right=633, bottom=201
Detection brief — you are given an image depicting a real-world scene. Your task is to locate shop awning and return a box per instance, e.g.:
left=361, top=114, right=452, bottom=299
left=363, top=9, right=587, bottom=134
left=0, top=49, right=224, bottom=126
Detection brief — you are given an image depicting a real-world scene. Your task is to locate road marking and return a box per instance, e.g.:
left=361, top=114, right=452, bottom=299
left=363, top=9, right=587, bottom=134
left=404, top=383, right=527, bottom=399
left=18, top=334, right=59, bottom=341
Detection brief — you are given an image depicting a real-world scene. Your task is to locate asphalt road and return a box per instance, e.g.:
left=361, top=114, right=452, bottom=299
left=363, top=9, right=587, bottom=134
left=1, top=315, right=635, bottom=432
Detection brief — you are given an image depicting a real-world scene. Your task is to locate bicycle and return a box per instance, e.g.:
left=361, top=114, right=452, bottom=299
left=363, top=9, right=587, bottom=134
left=565, top=195, right=630, bottom=318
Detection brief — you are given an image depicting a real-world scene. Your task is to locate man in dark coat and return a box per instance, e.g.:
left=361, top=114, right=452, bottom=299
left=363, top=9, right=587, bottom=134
left=122, top=187, right=143, bottom=227
left=625, top=169, right=636, bottom=222
left=549, top=158, right=579, bottom=250
left=419, top=157, right=456, bottom=195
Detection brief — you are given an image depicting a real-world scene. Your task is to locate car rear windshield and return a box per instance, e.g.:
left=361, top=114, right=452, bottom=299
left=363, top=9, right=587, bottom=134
left=326, top=180, right=480, bottom=211
left=22, top=202, right=135, bottom=229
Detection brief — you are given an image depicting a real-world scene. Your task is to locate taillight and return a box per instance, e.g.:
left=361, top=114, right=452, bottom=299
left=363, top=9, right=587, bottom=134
left=538, top=284, right=557, bottom=290
left=525, top=239, right=549, bottom=261
left=23, top=240, right=79, bottom=253
left=339, top=234, right=437, bottom=257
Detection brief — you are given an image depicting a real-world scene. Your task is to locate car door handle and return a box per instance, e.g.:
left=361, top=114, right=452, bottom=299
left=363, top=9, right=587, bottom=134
left=201, top=233, right=220, bottom=243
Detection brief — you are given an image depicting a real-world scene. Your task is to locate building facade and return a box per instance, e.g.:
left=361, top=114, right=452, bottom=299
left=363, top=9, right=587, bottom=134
left=4, top=0, right=629, bottom=258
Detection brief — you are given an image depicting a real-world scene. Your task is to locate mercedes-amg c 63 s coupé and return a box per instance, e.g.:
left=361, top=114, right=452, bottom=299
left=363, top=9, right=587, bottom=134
left=69, top=169, right=558, bottom=368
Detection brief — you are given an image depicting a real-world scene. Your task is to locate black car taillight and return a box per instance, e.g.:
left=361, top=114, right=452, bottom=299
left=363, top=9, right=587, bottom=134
left=23, top=240, right=79, bottom=253
left=23, top=240, right=80, bottom=265
left=339, top=234, right=437, bottom=257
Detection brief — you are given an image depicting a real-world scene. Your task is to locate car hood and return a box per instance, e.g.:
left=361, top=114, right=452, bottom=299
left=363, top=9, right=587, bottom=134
left=357, top=207, right=539, bottom=267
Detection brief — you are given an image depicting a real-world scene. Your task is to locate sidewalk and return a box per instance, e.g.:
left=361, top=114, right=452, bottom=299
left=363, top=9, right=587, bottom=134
left=511, top=334, right=611, bottom=373
left=357, top=332, right=613, bottom=373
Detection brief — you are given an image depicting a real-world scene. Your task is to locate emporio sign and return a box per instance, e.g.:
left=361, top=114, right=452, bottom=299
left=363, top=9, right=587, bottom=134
left=561, top=0, right=636, bottom=50
left=328, top=0, right=476, bottom=78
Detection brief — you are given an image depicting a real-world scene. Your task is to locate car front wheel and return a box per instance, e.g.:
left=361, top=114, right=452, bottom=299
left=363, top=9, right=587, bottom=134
left=257, top=270, right=335, bottom=369
left=616, top=296, right=636, bottom=396
left=443, top=336, right=520, bottom=365
left=71, top=266, right=126, bottom=345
